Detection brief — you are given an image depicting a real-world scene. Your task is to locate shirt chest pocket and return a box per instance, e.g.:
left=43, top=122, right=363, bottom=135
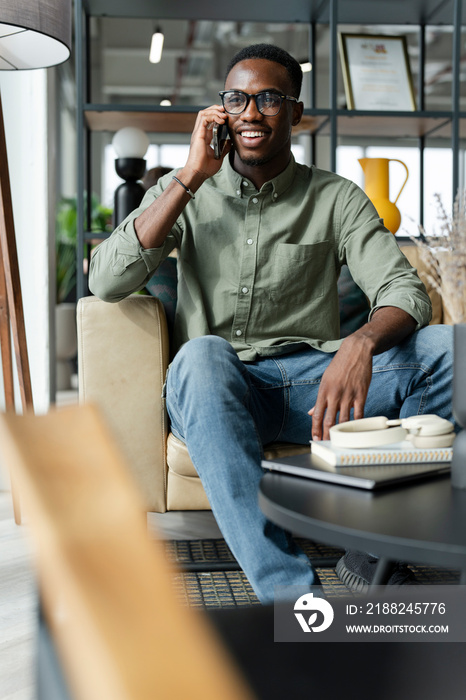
left=269, top=241, right=331, bottom=304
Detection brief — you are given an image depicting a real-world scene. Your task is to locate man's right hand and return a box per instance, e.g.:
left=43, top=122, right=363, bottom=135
left=183, top=105, right=232, bottom=183
left=134, top=105, right=230, bottom=250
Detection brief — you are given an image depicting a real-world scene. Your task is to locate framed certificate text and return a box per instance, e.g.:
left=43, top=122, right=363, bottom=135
left=339, top=33, right=416, bottom=111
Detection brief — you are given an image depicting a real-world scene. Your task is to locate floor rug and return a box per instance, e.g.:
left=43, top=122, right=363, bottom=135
left=164, top=538, right=461, bottom=609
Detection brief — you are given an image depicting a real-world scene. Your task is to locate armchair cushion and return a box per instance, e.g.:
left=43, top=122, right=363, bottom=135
left=166, top=433, right=309, bottom=510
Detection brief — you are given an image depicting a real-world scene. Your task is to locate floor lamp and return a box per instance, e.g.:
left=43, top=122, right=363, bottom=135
left=0, top=2, right=71, bottom=523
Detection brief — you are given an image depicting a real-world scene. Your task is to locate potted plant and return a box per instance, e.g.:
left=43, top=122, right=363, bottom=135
left=55, top=195, right=112, bottom=390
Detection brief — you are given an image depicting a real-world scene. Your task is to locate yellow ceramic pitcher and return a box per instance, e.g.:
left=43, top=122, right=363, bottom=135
left=358, top=157, right=409, bottom=234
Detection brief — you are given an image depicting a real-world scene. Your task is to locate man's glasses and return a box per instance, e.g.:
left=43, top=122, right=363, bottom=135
left=218, top=90, right=298, bottom=116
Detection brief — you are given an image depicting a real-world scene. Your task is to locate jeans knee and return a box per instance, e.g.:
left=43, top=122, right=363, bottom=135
left=422, top=324, right=452, bottom=341
left=170, top=335, right=241, bottom=389
left=418, top=324, right=453, bottom=364
left=407, top=324, right=451, bottom=358
left=175, top=335, right=235, bottom=367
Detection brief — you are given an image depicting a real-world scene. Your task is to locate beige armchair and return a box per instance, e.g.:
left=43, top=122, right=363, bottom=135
left=77, top=295, right=308, bottom=513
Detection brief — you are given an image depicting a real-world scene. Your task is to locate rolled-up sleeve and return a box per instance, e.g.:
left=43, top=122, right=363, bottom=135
left=89, top=185, right=181, bottom=302
left=338, top=181, right=432, bottom=330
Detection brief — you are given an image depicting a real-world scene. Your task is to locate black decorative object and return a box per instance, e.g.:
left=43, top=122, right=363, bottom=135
left=113, top=157, right=146, bottom=226
left=112, top=126, right=149, bottom=226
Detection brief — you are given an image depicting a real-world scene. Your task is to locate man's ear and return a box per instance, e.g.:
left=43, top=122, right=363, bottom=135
left=292, top=101, right=304, bottom=127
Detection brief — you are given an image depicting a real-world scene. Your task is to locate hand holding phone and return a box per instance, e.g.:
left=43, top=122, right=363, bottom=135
left=212, top=123, right=230, bottom=159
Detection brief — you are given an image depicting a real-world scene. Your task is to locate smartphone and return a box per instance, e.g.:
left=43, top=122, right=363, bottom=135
left=212, top=122, right=230, bottom=159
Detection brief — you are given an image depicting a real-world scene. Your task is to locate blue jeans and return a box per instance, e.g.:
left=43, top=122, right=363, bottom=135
left=166, top=325, right=454, bottom=603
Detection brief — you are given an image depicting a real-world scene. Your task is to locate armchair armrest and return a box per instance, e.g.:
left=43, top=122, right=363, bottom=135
left=77, top=295, right=170, bottom=512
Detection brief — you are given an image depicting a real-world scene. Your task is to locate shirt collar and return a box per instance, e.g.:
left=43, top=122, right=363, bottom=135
left=219, top=153, right=297, bottom=200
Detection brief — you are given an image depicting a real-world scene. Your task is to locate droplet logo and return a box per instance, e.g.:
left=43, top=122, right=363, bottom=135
left=294, top=592, right=334, bottom=633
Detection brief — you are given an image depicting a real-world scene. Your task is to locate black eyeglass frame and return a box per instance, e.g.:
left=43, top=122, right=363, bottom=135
left=218, top=90, right=299, bottom=116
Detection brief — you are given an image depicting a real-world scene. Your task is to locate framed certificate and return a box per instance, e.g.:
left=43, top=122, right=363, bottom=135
left=339, top=33, right=416, bottom=111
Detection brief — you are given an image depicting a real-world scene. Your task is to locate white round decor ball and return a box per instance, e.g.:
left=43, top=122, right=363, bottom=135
left=112, top=127, right=149, bottom=158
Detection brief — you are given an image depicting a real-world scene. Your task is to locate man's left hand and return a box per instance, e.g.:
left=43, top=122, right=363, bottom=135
left=308, top=306, right=417, bottom=441
left=308, top=335, right=373, bottom=441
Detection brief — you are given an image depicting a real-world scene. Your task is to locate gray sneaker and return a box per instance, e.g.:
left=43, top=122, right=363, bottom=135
left=336, top=550, right=417, bottom=593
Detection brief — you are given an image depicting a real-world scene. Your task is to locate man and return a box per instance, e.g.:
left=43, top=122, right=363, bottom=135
left=90, top=44, right=454, bottom=604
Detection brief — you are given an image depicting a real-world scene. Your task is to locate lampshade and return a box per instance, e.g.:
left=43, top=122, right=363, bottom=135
left=112, top=127, right=149, bottom=159
left=0, top=0, right=71, bottom=70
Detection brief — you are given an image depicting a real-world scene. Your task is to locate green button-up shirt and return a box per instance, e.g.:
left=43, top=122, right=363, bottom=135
left=89, top=155, right=431, bottom=361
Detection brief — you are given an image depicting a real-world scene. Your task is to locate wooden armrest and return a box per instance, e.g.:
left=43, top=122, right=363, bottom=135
left=0, top=404, right=254, bottom=700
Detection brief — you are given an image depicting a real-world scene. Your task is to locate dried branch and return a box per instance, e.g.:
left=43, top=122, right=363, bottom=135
left=412, top=191, right=466, bottom=324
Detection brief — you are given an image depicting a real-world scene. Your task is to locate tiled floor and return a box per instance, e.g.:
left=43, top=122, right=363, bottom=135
left=0, top=494, right=36, bottom=700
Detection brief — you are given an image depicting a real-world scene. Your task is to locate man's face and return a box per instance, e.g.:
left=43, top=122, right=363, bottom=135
left=224, top=58, right=303, bottom=170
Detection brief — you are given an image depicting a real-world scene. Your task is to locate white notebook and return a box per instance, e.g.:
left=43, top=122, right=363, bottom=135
left=310, top=439, right=453, bottom=467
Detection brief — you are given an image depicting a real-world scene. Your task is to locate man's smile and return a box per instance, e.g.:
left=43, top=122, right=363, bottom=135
left=240, top=130, right=267, bottom=137
left=236, top=129, right=269, bottom=146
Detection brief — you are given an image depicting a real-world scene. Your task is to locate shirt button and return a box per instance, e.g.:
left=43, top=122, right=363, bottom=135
left=247, top=238, right=253, bottom=245
left=235, top=330, right=243, bottom=336
left=242, top=181, right=248, bottom=187
left=236, top=189, right=241, bottom=195
left=273, top=193, right=278, bottom=199
left=252, top=197, right=258, bottom=204
left=242, top=287, right=249, bottom=294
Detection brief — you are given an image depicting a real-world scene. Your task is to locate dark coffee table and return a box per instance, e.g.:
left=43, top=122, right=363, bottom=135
left=259, top=467, right=466, bottom=584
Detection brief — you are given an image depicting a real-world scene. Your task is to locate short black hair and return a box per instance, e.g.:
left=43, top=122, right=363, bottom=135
left=225, top=44, right=303, bottom=98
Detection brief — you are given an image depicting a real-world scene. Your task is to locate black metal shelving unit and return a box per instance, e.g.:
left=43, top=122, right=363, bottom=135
left=75, top=0, right=466, bottom=299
